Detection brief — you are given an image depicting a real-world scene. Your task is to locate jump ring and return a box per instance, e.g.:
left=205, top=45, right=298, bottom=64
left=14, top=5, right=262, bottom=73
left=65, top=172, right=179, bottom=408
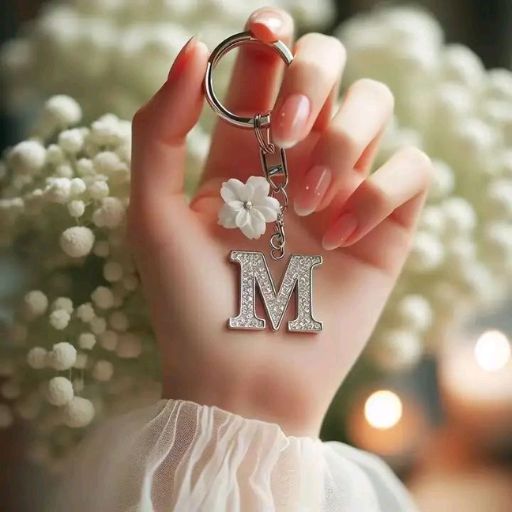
left=204, top=31, right=293, bottom=129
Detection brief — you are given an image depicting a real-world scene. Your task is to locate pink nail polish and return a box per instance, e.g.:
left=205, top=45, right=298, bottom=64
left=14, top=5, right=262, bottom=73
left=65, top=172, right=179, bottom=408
left=168, top=36, right=197, bottom=79
left=250, top=11, right=284, bottom=41
left=273, top=94, right=311, bottom=149
left=322, top=213, right=358, bottom=250
left=294, top=166, right=332, bottom=216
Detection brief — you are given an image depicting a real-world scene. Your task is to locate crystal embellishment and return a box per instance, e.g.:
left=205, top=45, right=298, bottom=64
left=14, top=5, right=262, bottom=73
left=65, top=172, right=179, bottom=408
left=228, top=250, right=323, bottom=333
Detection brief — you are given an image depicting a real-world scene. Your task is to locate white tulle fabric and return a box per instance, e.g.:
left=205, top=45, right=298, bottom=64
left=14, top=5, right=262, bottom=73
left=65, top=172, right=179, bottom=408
left=54, top=399, right=418, bottom=512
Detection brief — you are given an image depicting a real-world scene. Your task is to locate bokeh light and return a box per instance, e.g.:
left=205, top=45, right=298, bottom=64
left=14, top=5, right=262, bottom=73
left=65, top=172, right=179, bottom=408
left=364, top=390, right=403, bottom=430
left=474, top=330, right=511, bottom=372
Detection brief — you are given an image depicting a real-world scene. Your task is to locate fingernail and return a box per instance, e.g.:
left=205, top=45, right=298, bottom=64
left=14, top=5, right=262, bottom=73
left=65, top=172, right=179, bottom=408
left=294, top=165, right=332, bottom=216
left=273, top=94, right=311, bottom=149
left=322, top=213, right=358, bottom=250
left=168, top=36, right=197, bottom=79
left=249, top=10, right=284, bottom=40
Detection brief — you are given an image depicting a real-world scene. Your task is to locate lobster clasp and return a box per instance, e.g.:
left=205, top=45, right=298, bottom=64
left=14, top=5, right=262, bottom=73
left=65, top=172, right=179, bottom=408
left=259, top=146, right=289, bottom=192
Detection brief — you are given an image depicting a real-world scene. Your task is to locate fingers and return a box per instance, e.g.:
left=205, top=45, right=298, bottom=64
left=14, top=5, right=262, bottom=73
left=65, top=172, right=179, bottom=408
left=322, top=147, right=433, bottom=250
left=272, top=33, right=346, bottom=149
left=225, top=8, right=295, bottom=114
left=202, top=8, right=294, bottom=183
left=293, top=79, right=394, bottom=217
left=130, top=37, right=209, bottom=206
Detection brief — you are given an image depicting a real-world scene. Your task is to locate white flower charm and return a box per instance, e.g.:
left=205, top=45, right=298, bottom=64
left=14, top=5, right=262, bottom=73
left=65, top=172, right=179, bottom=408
left=218, top=176, right=281, bottom=239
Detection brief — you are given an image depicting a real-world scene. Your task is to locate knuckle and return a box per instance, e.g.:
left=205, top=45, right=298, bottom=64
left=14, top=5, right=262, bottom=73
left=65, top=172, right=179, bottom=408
left=132, top=105, right=146, bottom=127
left=131, top=105, right=150, bottom=136
left=364, top=180, right=391, bottom=212
left=327, top=125, right=360, bottom=159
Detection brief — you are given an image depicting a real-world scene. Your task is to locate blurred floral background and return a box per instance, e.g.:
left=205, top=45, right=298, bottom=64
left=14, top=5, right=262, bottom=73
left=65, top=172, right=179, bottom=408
left=1, top=1, right=511, bottom=511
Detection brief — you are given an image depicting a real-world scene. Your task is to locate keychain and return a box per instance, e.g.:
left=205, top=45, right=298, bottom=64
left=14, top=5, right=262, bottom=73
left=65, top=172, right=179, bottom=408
left=204, top=32, right=323, bottom=333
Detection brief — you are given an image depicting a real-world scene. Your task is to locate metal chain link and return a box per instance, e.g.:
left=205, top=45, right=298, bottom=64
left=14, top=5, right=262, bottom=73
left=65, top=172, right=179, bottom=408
left=254, top=114, right=289, bottom=260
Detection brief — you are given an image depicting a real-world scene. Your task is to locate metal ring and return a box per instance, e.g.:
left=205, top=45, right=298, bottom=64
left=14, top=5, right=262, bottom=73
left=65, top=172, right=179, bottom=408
left=204, top=31, right=293, bottom=129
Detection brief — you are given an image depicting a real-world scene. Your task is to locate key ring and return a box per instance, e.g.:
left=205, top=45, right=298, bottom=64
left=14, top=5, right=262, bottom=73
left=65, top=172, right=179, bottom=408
left=204, top=31, right=293, bottom=129
left=205, top=30, right=323, bottom=333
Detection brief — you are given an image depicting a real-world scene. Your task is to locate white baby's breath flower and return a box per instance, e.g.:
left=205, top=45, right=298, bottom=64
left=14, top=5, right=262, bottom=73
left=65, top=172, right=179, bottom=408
left=60, top=226, right=95, bottom=258
left=55, top=163, right=73, bottom=178
left=92, top=360, right=114, bottom=382
left=373, top=329, right=423, bottom=371
left=43, top=95, right=82, bottom=128
left=27, top=347, right=48, bottom=369
left=52, top=297, right=73, bottom=314
left=46, top=145, right=65, bottom=165
left=90, top=317, right=107, bottom=335
left=45, top=177, right=72, bottom=203
left=47, top=376, right=74, bottom=406
left=78, top=333, right=97, bottom=350
left=75, top=303, right=95, bottom=323
left=75, top=158, right=94, bottom=177
left=63, top=397, right=94, bottom=428
left=24, top=290, right=48, bottom=316
left=74, top=352, right=88, bottom=370
left=92, top=197, right=125, bottom=228
left=91, top=286, right=115, bottom=310
left=109, top=310, right=129, bottom=331
left=68, top=200, right=86, bottom=218
left=103, top=261, right=123, bottom=282
left=48, top=342, right=77, bottom=371
left=99, top=330, right=118, bottom=351
left=396, top=295, right=433, bottom=332
left=408, top=231, right=444, bottom=271
left=69, top=177, right=86, bottom=196
left=58, top=129, right=85, bottom=154
left=218, top=177, right=280, bottom=240
left=7, top=140, right=46, bottom=174
left=88, top=180, right=109, bottom=200
left=93, top=151, right=122, bottom=174
left=49, top=309, right=71, bottom=330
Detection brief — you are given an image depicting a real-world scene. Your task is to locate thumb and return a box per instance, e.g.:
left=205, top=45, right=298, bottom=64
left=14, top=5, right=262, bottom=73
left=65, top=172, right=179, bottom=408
left=130, top=36, right=209, bottom=207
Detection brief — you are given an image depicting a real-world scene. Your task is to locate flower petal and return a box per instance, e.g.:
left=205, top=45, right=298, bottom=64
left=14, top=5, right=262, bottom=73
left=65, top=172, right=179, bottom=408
left=239, top=209, right=266, bottom=239
left=227, top=200, right=244, bottom=210
left=246, top=176, right=270, bottom=202
left=218, top=203, right=240, bottom=228
left=220, top=179, right=245, bottom=203
left=255, top=196, right=280, bottom=222
left=235, top=208, right=250, bottom=229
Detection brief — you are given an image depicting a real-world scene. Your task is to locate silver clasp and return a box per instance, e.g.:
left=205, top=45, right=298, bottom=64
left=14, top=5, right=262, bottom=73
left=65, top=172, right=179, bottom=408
left=259, top=146, right=289, bottom=192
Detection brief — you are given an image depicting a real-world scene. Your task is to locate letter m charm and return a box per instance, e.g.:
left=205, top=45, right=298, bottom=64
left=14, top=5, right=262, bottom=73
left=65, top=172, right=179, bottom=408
left=228, top=251, right=323, bottom=333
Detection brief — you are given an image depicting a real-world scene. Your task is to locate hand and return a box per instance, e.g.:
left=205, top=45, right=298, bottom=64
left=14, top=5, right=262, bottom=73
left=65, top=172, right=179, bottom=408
left=129, top=7, right=432, bottom=437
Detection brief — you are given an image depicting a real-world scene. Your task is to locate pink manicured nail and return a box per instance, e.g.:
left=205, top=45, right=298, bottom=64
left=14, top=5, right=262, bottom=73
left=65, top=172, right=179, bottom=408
left=322, top=213, right=358, bottom=250
left=249, top=10, right=284, bottom=41
left=168, top=36, right=197, bottom=79
left=273, top=94, right=311, bottom=149
left=294, top=166, right=332, bottom=216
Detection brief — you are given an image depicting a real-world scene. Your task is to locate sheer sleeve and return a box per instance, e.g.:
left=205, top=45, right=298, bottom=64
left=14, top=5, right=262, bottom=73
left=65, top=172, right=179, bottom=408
left=53, top=399, right=419, bottom=512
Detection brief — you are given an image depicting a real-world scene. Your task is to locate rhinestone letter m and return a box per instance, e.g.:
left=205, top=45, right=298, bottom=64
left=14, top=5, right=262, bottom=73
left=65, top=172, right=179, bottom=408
left=228, top=250, right=323, bottom=333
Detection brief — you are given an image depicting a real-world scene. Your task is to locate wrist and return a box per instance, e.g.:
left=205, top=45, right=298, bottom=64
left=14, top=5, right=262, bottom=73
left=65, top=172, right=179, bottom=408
left=161, top=373, right=323, bottom=438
